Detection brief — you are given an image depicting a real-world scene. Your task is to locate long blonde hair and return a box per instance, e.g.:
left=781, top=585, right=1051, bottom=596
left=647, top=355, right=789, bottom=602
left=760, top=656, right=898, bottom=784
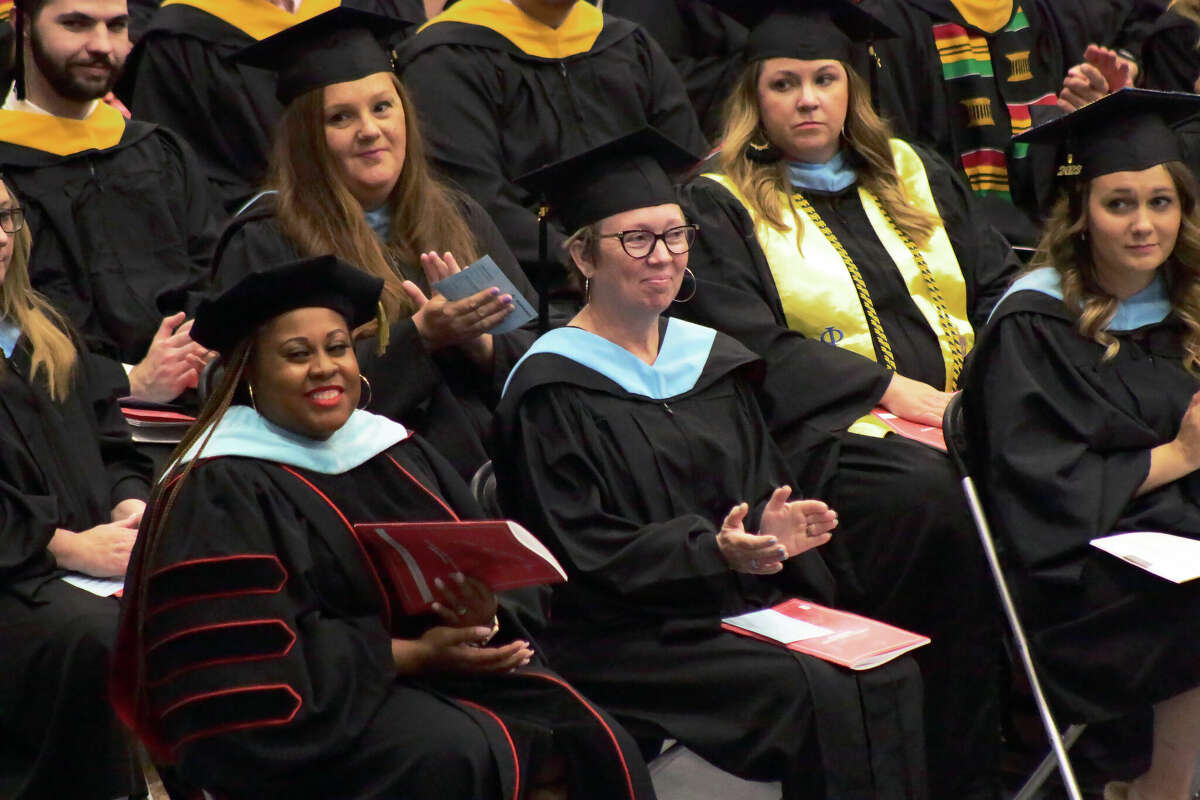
left=0, top=175, right=77, bottom=401
left=1031, top=160, right=1200, bottom=371
left=1170, top=0, right=1200, bottom=26
left=265, top=73, right=479, bottom=319
left=718, top=61, right=938, bottom=248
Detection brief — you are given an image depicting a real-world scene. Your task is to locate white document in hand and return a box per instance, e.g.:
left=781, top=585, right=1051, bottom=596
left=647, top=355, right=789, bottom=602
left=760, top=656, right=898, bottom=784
left=1090, top=531, right=1200, bottom=583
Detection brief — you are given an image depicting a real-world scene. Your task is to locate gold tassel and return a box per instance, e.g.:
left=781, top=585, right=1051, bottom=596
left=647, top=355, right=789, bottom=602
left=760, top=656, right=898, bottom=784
left=376, top=300, right=390, bottom=356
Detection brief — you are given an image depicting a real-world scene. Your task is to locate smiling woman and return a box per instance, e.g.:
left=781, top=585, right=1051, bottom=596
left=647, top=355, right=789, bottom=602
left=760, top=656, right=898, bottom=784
left=213, top=7, right=540, bottom=480
left=112, top=256, right=657, bottom=800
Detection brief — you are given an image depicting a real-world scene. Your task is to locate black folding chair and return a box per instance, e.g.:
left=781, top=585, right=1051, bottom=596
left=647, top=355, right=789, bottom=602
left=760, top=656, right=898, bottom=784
left=942, top=393, right=1086, bottom=800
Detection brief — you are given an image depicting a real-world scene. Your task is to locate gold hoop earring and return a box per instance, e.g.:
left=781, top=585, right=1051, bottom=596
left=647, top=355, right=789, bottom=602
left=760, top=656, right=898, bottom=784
left=247, top=383, right=258, bottom=412
left=358, top=374, right=373, bottom=410
left=673, top=267, right=698, bottom=304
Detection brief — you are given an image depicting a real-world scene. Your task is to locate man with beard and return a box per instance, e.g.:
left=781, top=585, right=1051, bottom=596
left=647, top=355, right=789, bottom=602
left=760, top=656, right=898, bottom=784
left=0, top=0, right=219, bottom=404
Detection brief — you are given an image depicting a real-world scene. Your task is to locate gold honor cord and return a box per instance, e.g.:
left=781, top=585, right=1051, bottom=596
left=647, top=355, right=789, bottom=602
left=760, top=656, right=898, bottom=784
left=792, top=193, right=967, bottom=387
left=792, top=193, right=897, bottom=371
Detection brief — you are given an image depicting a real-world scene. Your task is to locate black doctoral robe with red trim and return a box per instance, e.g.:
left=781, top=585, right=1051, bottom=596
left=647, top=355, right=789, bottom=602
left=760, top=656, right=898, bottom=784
left=113, top=421, right=652, bottom=800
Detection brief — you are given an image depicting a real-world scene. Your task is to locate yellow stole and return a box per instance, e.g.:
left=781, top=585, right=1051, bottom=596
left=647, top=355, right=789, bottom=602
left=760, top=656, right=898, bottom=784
left=419, top=0, right=603, bottom=58
left=159, top=0, right=339, bottom=41
left=705, top=139, right=973, bottom=437
left=0, top=103, right=126, bottom=156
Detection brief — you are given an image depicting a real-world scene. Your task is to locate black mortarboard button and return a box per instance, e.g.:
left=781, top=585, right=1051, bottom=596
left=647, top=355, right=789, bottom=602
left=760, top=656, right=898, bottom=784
left=234, top=8, right=409, bottom=105
left=514, top=128, right=704, bottom=233
left=743, top=0, right=899, bottom=65
left=1014, top=88, right=1200, bottom=181
left=192, top=255, right=384, bottom=357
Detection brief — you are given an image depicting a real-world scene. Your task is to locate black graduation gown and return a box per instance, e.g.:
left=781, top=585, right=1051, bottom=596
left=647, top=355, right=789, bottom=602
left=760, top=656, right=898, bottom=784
left=0, top=337, right=152, bottom=799
left=1142, top=9, right=1200, bottom=92
left=395, top=3, right=709, bottom=277
left=600, top=0, right=746, bottom=144
left=870, top=0, right=1162, bottom=241
left=494, top=320, right=927, bottom=800
left=675, top=156, right=1011, bottom=799
left=211, top=195, right=537, bottom=482
left=114, top=429, right=653, bottom=800
left=0, top=117, right=221, bottom=364
left=119, top=0, right=423, bottom=214
left=962, top=288, right=1200, bottom=721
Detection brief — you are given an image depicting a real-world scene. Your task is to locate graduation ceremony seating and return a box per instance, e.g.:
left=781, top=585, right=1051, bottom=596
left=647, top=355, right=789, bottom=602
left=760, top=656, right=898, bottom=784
left=942, top=393, right=1088, bottom=800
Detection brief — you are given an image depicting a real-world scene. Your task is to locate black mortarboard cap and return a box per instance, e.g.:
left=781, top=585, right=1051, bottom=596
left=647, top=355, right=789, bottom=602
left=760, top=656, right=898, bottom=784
left=743, top=0, right=898, bottom=64
left=192, top=255, right=384, bottom=356
left=234, top=8, right=408, bottom=105
left=515, top=128, right=703, bottom=233
left=1014, top=88, right=1200, bottom=181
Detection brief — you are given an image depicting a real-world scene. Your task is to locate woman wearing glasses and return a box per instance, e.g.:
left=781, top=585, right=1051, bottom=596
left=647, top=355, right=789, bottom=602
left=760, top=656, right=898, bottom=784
left=0, top=175, right=152, bottom=798
left=494, top=132, right=928, bottom=799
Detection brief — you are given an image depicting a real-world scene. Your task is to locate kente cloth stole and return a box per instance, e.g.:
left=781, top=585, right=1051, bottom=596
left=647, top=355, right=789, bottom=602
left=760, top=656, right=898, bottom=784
left=931, top=4, right=1057, bottom=202
left=705, top=139, right=973, bottom=437
left=0, top=1, right=11, bottom=22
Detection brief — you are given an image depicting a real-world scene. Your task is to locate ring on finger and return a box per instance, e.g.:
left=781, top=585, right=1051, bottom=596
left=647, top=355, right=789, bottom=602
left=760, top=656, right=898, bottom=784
left=749, top=558, right=758, bottom=570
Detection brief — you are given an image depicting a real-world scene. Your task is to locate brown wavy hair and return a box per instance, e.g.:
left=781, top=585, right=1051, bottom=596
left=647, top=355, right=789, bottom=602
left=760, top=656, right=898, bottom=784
left=717, top=60, right=938, bottom=248
left=0, top=174, right=77, bottom=400
left=265, top=73, right=479, bottom=319
left=1031, top=160, right=1200, bottom=371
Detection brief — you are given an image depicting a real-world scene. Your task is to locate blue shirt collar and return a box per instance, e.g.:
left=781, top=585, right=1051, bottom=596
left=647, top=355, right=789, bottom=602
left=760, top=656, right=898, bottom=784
left=993, top=266, right=1172, bottom=331
left=788, top=150, right=857, bottom=193
left=502, top=317, right=717, bottom=400
left=176, top=406, right=410, bottom=475
left=364, top=206, right=390, bottom=241
left=0, top=317, right=20, bottom=358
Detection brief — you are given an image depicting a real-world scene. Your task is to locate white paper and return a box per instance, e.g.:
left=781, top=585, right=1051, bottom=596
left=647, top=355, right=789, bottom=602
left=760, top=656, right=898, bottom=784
left=1090, top=531, right=1200, bottom=584
left=722, top=608, right=831, bottom=644
left=61, top=573, right=123, bottom=596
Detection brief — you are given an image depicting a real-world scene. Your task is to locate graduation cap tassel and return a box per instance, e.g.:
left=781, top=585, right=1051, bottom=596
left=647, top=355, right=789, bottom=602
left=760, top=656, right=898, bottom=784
left=375, top=300, right=390, bottom=356
left=537, top=202, right=551, bottom=334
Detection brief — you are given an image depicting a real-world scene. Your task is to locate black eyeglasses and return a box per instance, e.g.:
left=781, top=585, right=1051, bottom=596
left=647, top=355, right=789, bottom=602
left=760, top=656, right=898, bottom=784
left=598, top=224, right=700, bottom=258
left=0, top=207, right=25, bottom=235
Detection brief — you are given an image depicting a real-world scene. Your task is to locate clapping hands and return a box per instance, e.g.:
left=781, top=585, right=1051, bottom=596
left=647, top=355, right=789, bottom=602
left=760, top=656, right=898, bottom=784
left=717, top=486, right=837, bottom=575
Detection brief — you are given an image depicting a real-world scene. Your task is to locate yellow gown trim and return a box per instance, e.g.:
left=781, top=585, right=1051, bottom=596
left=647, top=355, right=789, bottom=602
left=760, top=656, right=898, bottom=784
left=159, top=0, right=339, bottom=41
left=0, top=103, right=126, bottom=156
left=705, top=139, right=974, bottom=437
left=947, top=0, right=1015, bottom=34
left=419, top=0, right=603, bottom=59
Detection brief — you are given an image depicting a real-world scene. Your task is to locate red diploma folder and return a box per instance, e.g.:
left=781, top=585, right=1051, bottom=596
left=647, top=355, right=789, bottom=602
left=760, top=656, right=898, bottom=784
left=722, top=598, right=930, bottom=671
left=354, top=520, right=568, bottom=615
left=871, top=407, right=947, bottom=452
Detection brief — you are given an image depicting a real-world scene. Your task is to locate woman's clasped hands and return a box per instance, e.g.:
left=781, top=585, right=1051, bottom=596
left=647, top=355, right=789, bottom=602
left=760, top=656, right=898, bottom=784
left=716, top=486, right=837, bottom=575
left=391, top=572, right=533, bottom=676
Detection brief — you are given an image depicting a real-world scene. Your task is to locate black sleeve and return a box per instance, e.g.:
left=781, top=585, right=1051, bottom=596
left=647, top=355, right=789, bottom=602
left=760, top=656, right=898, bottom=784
left=916, top=143, right=1022, bottom=328
left=963, top=311, right=1152, bottom=578
left=400, top=46, right=560, bottom=269
left=139, top=461, right=398, bottom=793
left=0, top=444, right=66, bottom=584
left=158, top=128, right=224, bottom=284
left=79, top=352, right=153, bottom=505
left=674, top=178, right=893, bottom=435
left=1142, top=14, right=1200, bottom=92
left=506, top=384, right=742, bottom=611
left=210, top=214, right=301, bottom=293
left=633, top=26, right=712, bottom=158
left=124, top=35, right=270, bottom=213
